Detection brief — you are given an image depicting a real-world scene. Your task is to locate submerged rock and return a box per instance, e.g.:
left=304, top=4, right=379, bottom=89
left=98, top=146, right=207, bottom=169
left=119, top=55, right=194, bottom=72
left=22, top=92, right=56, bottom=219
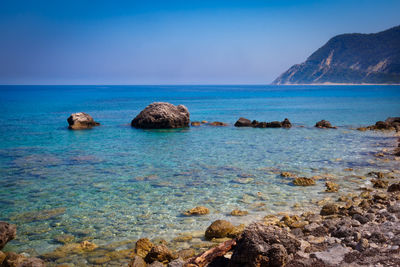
left=191, top=121, right=201, bottom=126
left=2, top=252, right=45, bottom=267
left=67, top=112, right=100, bottom=130
left=209, top=121, right=229, bottom=126
left=234, top=118, right=292, bottom=128
left=230, top=209, right=248, bottom=216
left=184, top=206, right=209, bottom=216
left=205, top=220, right=235, bottom=240
left=131, top=102, right=190, bottom=129
left=293, top=177, right=316, bottom=186
left=0, top=222, right=16, bottom=250
left=325, top=181, right=339, bottom=192
left=315, top=120, right=336, bottom=129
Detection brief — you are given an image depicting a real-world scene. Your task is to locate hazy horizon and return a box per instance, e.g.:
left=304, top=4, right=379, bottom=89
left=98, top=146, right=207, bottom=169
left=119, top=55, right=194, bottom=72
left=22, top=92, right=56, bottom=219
left=1, top=0, right=399, bottom=85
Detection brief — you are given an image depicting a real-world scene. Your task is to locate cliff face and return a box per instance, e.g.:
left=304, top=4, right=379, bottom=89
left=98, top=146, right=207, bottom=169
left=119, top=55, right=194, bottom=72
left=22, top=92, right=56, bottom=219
left=273, top=26, right=400, bottom=84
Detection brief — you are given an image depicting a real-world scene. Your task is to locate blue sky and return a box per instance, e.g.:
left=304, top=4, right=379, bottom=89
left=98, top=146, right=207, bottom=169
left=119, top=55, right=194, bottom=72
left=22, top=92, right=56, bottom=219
left=0, top=0, right=399, bottom=85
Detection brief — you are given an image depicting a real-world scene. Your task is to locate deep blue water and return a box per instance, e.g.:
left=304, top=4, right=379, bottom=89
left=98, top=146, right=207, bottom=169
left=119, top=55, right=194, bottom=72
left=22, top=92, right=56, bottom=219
left=0, top=85, right=399, bottom=255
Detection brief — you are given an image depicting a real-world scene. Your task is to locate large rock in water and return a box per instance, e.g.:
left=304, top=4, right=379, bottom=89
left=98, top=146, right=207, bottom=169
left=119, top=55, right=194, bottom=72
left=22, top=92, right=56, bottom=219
left=0, top=222, right=16, bottom=250
left=229, top=223, right=301, bottom=267
left=131, top=102, right=190, bottom=129
left=67, top=112, right=100, bottom=130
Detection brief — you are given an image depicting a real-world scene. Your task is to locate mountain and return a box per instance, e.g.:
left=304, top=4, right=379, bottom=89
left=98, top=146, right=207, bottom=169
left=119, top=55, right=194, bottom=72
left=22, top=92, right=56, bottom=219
left=273, top=26, right=400, bottom=84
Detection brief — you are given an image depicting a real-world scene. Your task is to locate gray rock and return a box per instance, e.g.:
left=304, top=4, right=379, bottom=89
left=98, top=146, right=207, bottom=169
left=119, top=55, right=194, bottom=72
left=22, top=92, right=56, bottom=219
left=148, top=261, right=164, bottom=267
left=167, top=258, right=185, bottom=267
left=353, top=214, right=369, bottom=224
left=0, top=222, right=17, bottom=250
left=311, top=245, right=351, bottom=266
left=128, top=256, right=146, bottom=267
left=67, top=112, right=100, bottom=130
left=131, top=102, right=190, bottom=129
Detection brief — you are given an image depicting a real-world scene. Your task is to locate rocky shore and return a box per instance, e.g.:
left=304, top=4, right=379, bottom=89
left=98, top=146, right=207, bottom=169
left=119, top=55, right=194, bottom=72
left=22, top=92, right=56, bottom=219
left=1, top=117, right=400, bottom=267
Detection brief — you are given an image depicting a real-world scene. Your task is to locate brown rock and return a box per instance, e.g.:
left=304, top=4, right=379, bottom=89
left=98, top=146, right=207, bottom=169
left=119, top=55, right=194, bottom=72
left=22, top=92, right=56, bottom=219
left=209, top=121, right=228, bottom=126
left=234, top=117, right=252, bottom=127
left=184, top=206, right=209, bottom=216
left=191, top=121, right=201, bottom=126
left=129, top=256, right=147, bottom=267
left=388, top=183, right=400, bottom=192
left=131, top=102, right=190, bottom=129
left=144, top=244, right=175, bottom=264
left=320, top=203, right=339, bottom=216
left=205, top=220, right=235, bottom=240
left=230, top=210, right=248, bottom=216
left=280, top=172, right=297, bottom=178
left=325, top=181, right=339, bottom=192
left=281, top=118, right=292, bottom=128
left=0, top=251, right=6, bottom=265
left=315, top=120, right=336, bottom=129
left=293, top=177, right=316, bottom=186
left=372, top=179, right=388, bottom=188
left=135, top=238, right=154, bottom=258
left=67, top=112, right=100, bottom=130
left=0, top=222, right=17, bottom=250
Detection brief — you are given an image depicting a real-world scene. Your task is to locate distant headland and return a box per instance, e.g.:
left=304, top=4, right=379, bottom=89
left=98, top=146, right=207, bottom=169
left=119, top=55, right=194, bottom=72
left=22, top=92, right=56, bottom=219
left=273, top=25, right=400, bottom=85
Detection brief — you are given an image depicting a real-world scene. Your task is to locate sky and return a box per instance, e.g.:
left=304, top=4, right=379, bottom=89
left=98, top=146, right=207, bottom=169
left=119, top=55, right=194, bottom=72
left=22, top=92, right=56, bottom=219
left=0, top=0, right=399, bottom=85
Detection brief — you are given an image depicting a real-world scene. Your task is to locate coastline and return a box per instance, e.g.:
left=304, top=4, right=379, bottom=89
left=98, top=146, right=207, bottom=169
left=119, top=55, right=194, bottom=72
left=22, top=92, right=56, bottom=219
left=273, top=82, right=400, bottom=86
left=1, top=119, right=400, bottom=266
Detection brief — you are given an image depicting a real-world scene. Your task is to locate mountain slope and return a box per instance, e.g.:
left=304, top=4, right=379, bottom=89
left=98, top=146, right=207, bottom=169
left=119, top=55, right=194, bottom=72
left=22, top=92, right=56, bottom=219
left=273, top=26, right=400, bottom=84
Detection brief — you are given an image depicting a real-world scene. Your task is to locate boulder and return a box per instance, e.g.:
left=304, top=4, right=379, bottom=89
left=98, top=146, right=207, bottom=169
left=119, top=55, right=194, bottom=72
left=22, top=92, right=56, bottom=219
left=67, top=112, right=100, bottom=130
left=0, top=222, right=16, bottom=250
left=234, top=117, right=252, bottom=127
left=144, top=244, right=175, bottom=264
left=131, top=102, right=190, bottom=129
left=184, top=206, right=209, bottom=216
left=229, top=223, right=300, bottom=267
left=315, top=120, right=336, bottom=129
left=205, top=220, right=235, bottom=240
left=135, top=238, right=154, bottom=258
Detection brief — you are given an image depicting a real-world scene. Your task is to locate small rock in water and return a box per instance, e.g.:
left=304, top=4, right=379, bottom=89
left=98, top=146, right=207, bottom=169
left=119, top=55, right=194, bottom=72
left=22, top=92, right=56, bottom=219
left=191, top=121, right=201, bottom=126
left=208, top=121, right=229, bottom=126
left=184, top=206, right=209, bottom=216
left=320, top=203, right=339, bottom=216
left=135, top=238, right=154, bottom=258
left=205, top=220, right=235, bottom=240
left=281, top=171, right=297, bottom=178
left=325, top=181, right=339, bottom=192
left=67, top=112, right=100, bottom=130
left=315, top=120, right=337, bottom=129
left=293, top=177, right=316, bottom=186
left=371, top=179, right=388, bottom=188
left=145, top=244, right=176, bottom=264
left=230, top=209, right=248, bottom=216
left=234, top=117, right=252, bottom=127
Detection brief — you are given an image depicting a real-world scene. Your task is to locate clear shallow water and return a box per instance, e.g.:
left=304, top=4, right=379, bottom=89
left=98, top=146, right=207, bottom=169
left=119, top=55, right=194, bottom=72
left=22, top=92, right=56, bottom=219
left=0, top=85, right=399, bottom=256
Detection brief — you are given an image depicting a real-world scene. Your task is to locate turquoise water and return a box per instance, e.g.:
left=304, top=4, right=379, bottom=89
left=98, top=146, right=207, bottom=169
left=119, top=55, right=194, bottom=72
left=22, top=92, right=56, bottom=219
left=0, top=85, right=400, bottom=256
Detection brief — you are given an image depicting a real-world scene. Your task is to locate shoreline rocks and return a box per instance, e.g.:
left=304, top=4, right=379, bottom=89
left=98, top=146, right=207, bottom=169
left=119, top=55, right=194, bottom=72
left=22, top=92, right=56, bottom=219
left=131, top=102, right=190, bottom=129
left=315, top=119, right=336, bottom=129
left=234, top=117, right=292, bottom=128
left=67, top=112, right=100, bottom=130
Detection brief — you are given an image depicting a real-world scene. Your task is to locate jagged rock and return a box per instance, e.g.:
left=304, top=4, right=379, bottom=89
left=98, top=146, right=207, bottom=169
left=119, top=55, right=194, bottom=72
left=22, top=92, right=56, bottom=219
left=184, top=206, right=209, bottom=216
left=135, top=238, right=154, bottom=258
left=67, top=112, right=100, bottom=130
left=234, top=117, right=252, bottom=127
left=388, top=183, right=400, bottom=192
left=205, top=220, right=235, bottom=240
left=325, top=181, right=339, bottom=192
left=315, top=120, right=336, bottom=129
left=128, top=256, right=146, bottom=267
left=229, top=223, right=300, bottom=267
left=131, top=102, right=190, bottom=129
left=0, top=222, right=16, bottom=250
left=293, top=177, right=315, bottom=186
left=145, top=244, right=175, bottom=264
left=320, top=203, right=339, bottom=216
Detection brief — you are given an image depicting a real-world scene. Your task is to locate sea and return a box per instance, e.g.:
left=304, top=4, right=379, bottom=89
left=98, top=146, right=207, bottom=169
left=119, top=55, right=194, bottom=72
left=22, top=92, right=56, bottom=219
left=0, top=85, right=399, bottom=256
